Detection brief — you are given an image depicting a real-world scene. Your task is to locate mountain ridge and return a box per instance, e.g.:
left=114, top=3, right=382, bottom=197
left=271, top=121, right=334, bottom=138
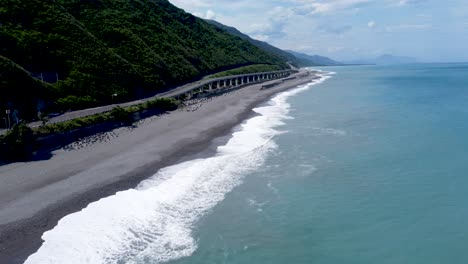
left=285, top=50, right=343, bottom=66
left=205, top=19, right=341, bottom=67
left=204, top=19, right=307, bottom=66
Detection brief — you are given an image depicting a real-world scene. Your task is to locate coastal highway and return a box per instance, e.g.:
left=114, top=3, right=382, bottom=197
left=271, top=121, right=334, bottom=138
left=0, top=78, right=211, bottom=135
left=0, top=69, right=304, bottom=135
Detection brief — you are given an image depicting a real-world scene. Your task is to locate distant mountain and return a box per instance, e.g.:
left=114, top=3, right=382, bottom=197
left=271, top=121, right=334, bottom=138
left=205, top=20, right=339, bottom=67
left=286, top=50, right=343, bottom=66
left=204, top=20, right=305, bottom=67
left=347, top=54, right=419, bottom=65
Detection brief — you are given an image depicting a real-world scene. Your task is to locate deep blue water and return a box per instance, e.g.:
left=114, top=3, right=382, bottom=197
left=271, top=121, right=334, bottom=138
left=172, top=64, right=468, bottom=264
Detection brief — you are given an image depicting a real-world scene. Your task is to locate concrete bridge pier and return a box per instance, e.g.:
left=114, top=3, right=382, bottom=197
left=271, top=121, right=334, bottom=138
left=147, top=70, right=296, bottom=104
left=196, top=87, right=203, bottom=96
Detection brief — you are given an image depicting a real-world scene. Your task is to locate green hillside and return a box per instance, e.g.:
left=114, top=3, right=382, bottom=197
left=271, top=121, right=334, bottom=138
left=0, top=0, right=288, bottom=121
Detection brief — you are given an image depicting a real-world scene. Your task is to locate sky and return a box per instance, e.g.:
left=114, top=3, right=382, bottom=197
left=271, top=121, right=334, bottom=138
left=168, top=0, right=468, bottom=62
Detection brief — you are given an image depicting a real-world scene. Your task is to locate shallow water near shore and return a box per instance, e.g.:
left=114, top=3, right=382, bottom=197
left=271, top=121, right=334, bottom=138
left=26, top=63, right=468, bottom=263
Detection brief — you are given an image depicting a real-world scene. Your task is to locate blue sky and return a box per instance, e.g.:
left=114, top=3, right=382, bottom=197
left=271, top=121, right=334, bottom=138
left=168, top=0, right=468, bottom=62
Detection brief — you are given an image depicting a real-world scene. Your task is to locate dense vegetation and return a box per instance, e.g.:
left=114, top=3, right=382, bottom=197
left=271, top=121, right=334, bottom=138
left=0, top=55, right=51, bottom=120
left=0, top=0, right=288, bottom=122
left=0, top=124, right=36, bottom=161
left=37, top=97, right=178, bottom=134
left=208, top=64, right=283, bottom=78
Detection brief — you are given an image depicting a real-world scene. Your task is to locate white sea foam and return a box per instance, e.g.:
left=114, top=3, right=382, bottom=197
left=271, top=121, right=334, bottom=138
left=267, top=181, right=280, bottom=196
left=247, top=198, right=268, bottom=212
left=25, top=71, right=332, bottom=264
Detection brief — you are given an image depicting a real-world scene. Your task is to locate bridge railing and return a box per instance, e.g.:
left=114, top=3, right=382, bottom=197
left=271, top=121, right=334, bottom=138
left=162, top=69, right=298, bottom=100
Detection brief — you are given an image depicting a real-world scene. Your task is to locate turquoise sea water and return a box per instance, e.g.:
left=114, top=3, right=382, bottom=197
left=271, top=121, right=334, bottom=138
left=26, top=64, right=468, bottom=264
left=171, top=63, right=468, bottom=264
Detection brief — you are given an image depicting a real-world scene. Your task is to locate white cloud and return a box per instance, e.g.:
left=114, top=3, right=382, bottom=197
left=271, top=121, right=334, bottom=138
left=247, top=6, right=294, bottom=39
left=172, top=0, right=376, bottom=15
left=397, top=0, right=408, bottom=6
left=328, top=46, right=345, bottom=52
left=394, top=0, right=427, bottom=7
left=317, top=24, right=353, bottom=34
left=169, top=0, right=211, bottom=9
left=290, top=0, right=373, bottom=15
left=168, top=0, right=467, bottom=62
left=193, top=10, right=216, bottom=19
left=252, top=34, right=270, bottom=41
left=416, top=13, right=432, bottom=18
left=205, top=10, right=216, bottom=19
left=384, top=23, right=432, bottom=32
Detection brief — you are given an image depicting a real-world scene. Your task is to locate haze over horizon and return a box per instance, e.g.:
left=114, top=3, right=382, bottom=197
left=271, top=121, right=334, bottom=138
left=170, top=0, right=468, bottom=63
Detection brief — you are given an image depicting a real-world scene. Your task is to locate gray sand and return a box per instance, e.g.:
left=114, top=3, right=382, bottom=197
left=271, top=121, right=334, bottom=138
left=0, top=71, right=317, bottom=263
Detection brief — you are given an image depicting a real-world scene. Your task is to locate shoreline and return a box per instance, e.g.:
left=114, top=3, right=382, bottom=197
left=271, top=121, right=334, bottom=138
left=0, top=70, right=319, bottom=263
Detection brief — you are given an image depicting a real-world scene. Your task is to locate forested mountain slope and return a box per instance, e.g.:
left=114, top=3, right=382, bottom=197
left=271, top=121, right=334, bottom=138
left=0, top=0, right=288, bottom=120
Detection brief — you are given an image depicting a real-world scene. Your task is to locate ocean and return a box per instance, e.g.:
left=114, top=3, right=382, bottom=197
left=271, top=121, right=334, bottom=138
left=26, top=63, right=468, bottom=263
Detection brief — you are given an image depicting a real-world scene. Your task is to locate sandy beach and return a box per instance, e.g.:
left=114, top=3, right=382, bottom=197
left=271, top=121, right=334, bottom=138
left=0, top=70, right=318, bottom=263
